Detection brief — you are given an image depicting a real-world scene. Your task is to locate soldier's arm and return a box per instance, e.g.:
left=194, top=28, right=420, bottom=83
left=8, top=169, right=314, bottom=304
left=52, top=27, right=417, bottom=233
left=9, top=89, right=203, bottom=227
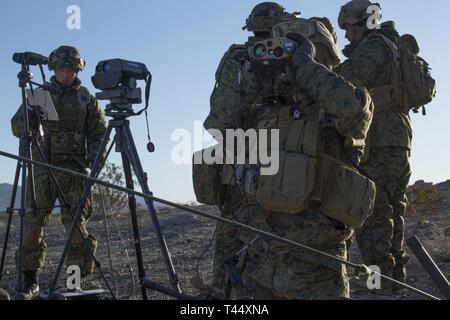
left=86, top=96, right=107, bottom=162
left=11, top=105, right=25, bottom=138
left=295, top=59, right=374, bottom=153
left=204, top=48, right=243, bottom=131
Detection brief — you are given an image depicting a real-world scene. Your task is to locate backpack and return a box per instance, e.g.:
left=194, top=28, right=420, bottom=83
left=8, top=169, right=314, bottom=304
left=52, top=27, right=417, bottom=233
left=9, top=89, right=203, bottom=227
left=397, top=34, right=436, bottom=113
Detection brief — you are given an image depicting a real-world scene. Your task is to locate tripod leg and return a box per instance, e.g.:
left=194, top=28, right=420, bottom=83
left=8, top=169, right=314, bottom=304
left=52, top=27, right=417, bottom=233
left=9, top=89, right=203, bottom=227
left=48, top=124, right=113, bottom=297
left=122, top=124, right=181, bottom=293
left=0, top=161, right=22, bottom=283
left=32, top=138, right=116, bottom=298
left=121, top=150, right=148, bottom=300
left=17, top=137, right=31, bottom=293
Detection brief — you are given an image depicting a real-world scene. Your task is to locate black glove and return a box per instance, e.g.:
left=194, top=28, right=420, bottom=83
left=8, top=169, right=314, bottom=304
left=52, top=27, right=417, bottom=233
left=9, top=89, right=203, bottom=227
left=286, top=33, right=316, bottom=67
left=27, top=105, right=47, bottom=129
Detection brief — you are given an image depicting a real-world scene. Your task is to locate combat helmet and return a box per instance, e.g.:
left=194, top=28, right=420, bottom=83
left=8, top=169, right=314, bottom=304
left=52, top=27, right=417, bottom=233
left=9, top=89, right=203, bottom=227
left=244, top=2, right=287, bottom=33
left=338, top=0, right=379, bottom=29
left=48, top=46, right=86, bottom=72
left=273, top=17, right=341, bottom=68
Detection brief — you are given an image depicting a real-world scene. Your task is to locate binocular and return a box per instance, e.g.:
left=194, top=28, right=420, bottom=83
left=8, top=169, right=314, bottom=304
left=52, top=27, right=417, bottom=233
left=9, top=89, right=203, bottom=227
left=249, top=38, right=297, bottom=61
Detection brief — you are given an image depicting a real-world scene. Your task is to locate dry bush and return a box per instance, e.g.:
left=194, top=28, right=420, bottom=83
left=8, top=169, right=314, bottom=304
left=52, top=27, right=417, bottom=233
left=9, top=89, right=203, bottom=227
left=92, top=162, right=138, bottom=214
left=407, top=181, right=446, bottom=224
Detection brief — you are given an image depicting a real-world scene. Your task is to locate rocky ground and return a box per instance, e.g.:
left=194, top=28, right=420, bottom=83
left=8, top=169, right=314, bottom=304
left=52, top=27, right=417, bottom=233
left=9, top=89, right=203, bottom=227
left=0, top=182, right=449, bottom=300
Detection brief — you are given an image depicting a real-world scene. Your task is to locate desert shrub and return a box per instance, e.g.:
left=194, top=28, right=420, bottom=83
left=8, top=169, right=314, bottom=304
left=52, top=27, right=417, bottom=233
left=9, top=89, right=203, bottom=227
left=406, top=181, right=446, bottom=223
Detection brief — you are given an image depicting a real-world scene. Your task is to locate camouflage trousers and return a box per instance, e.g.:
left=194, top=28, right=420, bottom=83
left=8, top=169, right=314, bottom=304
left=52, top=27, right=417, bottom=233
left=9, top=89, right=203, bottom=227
left=16, top=162, right=97, bottom=277
left=356, top=147, right=411, bottom=286
left=233, top=203, right=352, bottom=300
left=212, top=188, right=244, bottom=289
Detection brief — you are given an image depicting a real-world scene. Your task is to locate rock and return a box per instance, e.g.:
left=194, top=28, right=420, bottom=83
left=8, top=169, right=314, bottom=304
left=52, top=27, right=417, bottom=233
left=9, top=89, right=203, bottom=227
left=444, top=227, right=450, bottom=239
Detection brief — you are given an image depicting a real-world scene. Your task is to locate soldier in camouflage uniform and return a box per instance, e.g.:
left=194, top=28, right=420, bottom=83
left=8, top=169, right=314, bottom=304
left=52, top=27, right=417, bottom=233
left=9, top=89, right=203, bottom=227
left=205, top=7, right=374, bottom=297
left=335, top=0, right=412, bottom=292
left=11, top=46, right=106, bottom=299
left=204, top=2, right=291, bottom=291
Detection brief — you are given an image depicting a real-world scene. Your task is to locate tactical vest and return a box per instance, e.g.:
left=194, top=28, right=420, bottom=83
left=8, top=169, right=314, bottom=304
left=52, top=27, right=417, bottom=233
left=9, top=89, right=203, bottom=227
left=249, top=93, right=375, bottom=228
left=48, top=85, right=91, bottom=166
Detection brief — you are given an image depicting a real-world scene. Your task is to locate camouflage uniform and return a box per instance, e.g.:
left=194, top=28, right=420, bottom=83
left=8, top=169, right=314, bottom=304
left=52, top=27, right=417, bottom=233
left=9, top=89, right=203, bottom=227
left=228, top=38, right=373, bottom=299
left=11, top=47, right=106, bottom=277
left=335, top=0, right=412, bottom=288
left=204, top=2, right=290, bottom=290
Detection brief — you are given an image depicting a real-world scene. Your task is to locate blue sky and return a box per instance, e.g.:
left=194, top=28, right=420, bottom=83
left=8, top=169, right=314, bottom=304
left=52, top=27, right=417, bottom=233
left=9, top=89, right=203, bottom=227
left=0, top=0, right=449, bottom=203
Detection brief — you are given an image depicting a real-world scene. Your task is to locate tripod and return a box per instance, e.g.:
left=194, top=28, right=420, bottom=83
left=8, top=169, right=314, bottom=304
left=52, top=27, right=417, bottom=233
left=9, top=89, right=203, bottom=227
left=48, top=103, right=181, bottom=299
left=0, top=60, right=115, bottom=299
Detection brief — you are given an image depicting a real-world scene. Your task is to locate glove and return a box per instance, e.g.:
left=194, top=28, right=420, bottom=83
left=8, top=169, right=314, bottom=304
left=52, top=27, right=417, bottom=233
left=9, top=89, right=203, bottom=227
left=235, top=164, right=259, bottom=196
left=286, top=33, right=316, bottom=67
left=27, top=104, right=47, bottom=130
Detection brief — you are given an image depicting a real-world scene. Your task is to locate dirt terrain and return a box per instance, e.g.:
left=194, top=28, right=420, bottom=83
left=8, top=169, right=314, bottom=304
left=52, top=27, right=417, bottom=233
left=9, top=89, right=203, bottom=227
left=0, top=184, right=449, bottom=300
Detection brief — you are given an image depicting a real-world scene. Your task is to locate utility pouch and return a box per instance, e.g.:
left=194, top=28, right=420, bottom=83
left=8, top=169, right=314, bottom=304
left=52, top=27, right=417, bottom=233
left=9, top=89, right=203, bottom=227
left=319, top=164, right=376, bottom=228
left=192, top=147, right=221, bottom=205
left=256, top=151, right=317, bottom=214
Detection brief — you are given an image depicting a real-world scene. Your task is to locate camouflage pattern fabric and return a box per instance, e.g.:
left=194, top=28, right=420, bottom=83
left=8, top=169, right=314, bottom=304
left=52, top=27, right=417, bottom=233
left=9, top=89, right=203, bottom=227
left=48, top=46, right=85, bottom=72
left=205, top=42, right=248, bottom=289
left=12, top=76, right=106, bottom=166
left=15, top=165, right=97, bottom=276
left=244, top=2, right=288, bottom=33
left=204, top=44, right=244, bottom=131
left=232, top=54, right=373, bottom=299
left=335, top=24, right=413, bottom=150
left=233, top=204, right=351, bottom=300
left=335, top=21, right=413, bottom=286
left=211, top=187, right=244, bottom=288
left=356, top=147, right=411, bottom=286
left=11, top=76, right=106, bottom=276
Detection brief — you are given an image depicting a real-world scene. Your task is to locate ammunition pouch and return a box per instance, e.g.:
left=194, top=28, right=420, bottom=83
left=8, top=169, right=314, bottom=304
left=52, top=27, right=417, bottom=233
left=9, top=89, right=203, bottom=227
left=250, top=104, right=375, bottom=227
left=314, top=154, right=376, bottom=228
left=192, top=147, right=235, bottom=206
left=256, top=151, right=317, bottom=214
left=192, top=147, right=220, bottom=205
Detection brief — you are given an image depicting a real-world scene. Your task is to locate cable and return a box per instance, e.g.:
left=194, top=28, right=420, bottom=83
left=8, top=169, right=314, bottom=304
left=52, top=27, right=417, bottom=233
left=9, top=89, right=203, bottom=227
left=0, top=150, right=440, bottom=301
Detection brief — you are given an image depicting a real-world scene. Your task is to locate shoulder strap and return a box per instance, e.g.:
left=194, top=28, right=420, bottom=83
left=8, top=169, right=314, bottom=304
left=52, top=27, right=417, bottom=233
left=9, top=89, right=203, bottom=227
left=364, top=32, right=409, bottom=112
left=77, top=86, right=90, bottom=108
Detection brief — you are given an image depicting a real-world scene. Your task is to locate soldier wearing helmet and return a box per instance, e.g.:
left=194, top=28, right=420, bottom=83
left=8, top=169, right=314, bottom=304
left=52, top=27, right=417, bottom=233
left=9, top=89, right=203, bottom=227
left=203, top=2, right=291, bottom=292
left=11, top=46, right=106, bottom=299
left=335, top=0, right=412, bottom=294
left=202, top=3, right=374, bottom=299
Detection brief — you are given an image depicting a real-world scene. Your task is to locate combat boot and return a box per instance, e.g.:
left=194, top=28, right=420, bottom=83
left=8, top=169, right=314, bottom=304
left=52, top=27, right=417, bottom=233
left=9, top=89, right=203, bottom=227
left=392, top=265, right=407, bottom=292
left=16, top=270, right=39, bottom=300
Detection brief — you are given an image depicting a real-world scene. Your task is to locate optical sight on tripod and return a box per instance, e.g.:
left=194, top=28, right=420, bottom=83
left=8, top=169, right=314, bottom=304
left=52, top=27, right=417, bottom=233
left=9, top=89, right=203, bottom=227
left=92, top=59, right=150, bottom=104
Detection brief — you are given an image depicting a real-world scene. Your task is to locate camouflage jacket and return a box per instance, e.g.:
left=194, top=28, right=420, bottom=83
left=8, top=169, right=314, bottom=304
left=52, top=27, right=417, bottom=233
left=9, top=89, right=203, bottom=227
left=334, top=24, right=413, bottom=150
left=205, top=39, right=373, bottom=163
left=205, top=37, right=268, bottom=131
left=237, top=60, right=373, bottom=163
left=11, top=77, right=107, bottom=168
left=204, top=44, right=243, bottom=131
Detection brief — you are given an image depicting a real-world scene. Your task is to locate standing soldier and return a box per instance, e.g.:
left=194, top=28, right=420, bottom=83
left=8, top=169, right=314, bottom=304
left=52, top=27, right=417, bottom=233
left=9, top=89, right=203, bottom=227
left=209, top=13, right=375, bottom=298
left=11, top=46, right=107, bottom=299
left=335, top=0, right=428, bottom=293
left=202, top=2, right=291, bottom=292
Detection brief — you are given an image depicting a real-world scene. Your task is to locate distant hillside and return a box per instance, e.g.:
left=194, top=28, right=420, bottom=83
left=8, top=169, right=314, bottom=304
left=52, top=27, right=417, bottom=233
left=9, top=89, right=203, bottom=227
left=0, top=183, right=20, bottom=213
left=0, top=183, right=166, bottom=213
